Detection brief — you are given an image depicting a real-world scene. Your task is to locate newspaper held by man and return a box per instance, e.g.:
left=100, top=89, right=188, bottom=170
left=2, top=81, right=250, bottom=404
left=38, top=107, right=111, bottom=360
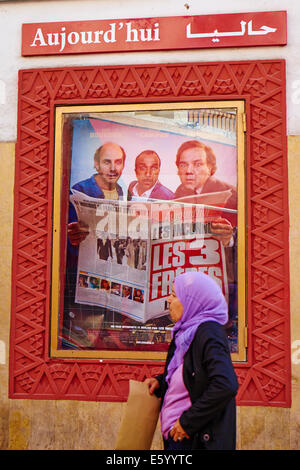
left=70, top=189, right=233, bottom=324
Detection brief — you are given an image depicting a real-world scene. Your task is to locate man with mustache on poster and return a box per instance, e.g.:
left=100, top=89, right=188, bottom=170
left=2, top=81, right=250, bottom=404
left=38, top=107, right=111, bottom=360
left=129, top=150, right=174, bottom=201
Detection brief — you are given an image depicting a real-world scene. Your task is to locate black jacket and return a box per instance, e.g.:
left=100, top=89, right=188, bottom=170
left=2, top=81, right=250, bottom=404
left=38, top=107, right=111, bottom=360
left=155, top=321, right=239, bottom=450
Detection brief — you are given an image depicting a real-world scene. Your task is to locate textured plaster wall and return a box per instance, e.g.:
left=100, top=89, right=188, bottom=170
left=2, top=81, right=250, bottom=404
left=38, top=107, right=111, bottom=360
left=287, top=136, right=300, bottom=450
left=1, top=0, right=300, bottom=139
left=0, top=137, right=299, bottom=450
left=0, top=143, right=14, bottom=450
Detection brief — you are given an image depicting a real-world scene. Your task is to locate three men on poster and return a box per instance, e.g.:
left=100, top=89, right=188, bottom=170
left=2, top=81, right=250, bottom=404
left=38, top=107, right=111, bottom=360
left=63, top=114, right=238, bottom=353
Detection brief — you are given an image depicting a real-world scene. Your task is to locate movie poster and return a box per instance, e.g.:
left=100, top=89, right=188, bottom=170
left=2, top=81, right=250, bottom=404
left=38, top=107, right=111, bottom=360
left=58, top=108, right=238, bottom=354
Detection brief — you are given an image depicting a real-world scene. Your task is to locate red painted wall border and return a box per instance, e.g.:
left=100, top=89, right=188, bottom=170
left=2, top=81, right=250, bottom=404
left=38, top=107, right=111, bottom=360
left=10, top=60, right=291, bottom=406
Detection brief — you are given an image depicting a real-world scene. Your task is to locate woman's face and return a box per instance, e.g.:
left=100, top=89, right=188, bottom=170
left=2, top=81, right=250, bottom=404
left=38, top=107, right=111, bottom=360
left=167, top=284, right=184, bottom=323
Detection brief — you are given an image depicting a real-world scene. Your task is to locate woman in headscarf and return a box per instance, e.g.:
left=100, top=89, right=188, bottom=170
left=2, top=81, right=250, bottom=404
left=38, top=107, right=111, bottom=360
left=145, top=271, right=238, bottom=450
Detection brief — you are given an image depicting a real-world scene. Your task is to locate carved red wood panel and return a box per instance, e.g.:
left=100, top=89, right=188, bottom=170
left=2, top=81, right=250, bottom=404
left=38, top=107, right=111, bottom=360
left=10, top=60, right=290, bottom=406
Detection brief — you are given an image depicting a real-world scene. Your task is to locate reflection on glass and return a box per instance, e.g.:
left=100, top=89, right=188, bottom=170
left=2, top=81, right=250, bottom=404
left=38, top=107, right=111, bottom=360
left=54, top=106, right=241, bottom=357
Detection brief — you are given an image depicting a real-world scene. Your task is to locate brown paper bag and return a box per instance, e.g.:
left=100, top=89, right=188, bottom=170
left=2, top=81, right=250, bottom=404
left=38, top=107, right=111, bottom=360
left=115, top=379, right=161, bottom=450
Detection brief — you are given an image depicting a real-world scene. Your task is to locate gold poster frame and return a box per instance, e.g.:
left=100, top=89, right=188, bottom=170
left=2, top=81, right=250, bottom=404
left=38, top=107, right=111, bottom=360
left=50, top=100, right=246, bottom=362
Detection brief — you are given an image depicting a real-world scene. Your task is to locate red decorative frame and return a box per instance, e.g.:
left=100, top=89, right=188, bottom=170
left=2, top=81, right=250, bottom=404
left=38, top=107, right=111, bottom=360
left=10, top=60, right=291, bottom=406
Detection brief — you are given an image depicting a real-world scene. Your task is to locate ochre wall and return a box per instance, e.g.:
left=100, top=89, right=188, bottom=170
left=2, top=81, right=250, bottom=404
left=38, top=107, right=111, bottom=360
left=1, top=138, right=300, bottom=450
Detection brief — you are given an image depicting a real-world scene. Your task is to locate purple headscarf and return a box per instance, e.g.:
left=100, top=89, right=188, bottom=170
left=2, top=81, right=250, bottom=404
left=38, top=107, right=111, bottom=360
left=165, top=271, right=228, bottom=385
